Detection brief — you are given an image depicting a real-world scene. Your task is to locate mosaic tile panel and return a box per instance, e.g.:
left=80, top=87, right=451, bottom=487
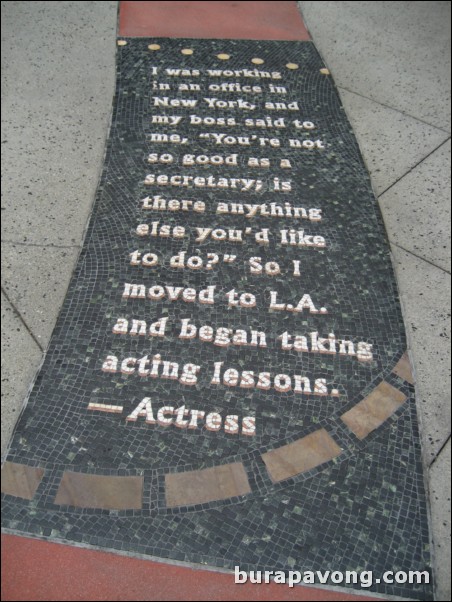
left=1, top=39, right=432, bottom=599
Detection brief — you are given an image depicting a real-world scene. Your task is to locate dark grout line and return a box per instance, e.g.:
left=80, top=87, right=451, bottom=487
left=1, top=286, right=44, bottom=353
left=429, top=434, right=451, bottom=469
left=377, top=137, right=451, bottom=198
left=389, top=240, right=451, bottom=276
left=337, top=85, right=452, bottom=135
left=1, top=240, right=81, bottom=250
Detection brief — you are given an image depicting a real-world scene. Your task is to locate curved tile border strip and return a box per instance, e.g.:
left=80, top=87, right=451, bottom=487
left=2, top=353, right=414, bottom=510
left=262, top=428, right=342, bottom=483
left=392, top=351, right=415, bottom=385
left=340, top=381, right=407, bottom=441
left=0, top=462, right=44, bottom=501
left=165, top=462, right=251, bottom=508
left=54, top=472, right=143, bottom=510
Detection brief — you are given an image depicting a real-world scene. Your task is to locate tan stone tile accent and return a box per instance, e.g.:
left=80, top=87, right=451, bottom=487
left=262, top=429, right=342, bottom=483
left=165, top=462, right=251, bottom=508
left=1, top=462, right=44, bottom=500
left=392, top=352, right=415, bottom=384
left=341, top=381, right=407, bottom=440
left=54, top=472, right=143, bottom=509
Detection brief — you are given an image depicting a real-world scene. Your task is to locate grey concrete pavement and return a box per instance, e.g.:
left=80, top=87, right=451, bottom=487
left=1, top=1, right=118, bottom=247
left=1, top=242, right=80, bottom=344
left=1, top=291, right=42, bottom=449
left=299, top=1, right=451, bottom=599
left=299, top=0, right=451, bottom=131
left=1, top=1, right=450, bottom=600
left=429, top=438, right=451, bottom=602
left=336, top=88, right=449, bottom=198
left=380, top=139, right=451, bottom=273
left=1, top=0, right=117, bottom=453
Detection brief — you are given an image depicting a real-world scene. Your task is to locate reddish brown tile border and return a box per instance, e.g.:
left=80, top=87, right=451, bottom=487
left=1, top=534, right=380, bottom=602
left=54, top=472, right=143, bottom=510
left=341, top=381, right=407, bottom=440
left=262, top=429, right=342, bottom=483
left=119, top=1, right=311, bottom=40
left=165, top=462, right=251, bottom=508
left=1, top=462, right=44, bottom=500
left=392, top=352, right=415, bottom=384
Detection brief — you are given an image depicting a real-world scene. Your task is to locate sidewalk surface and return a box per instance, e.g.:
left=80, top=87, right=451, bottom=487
left=1, top=1, right=450, bottom=600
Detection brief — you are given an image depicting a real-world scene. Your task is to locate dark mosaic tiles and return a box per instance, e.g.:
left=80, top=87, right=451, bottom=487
left=1, top=38, right=431, bottom=599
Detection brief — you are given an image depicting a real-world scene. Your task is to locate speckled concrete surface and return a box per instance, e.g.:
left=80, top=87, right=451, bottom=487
left=1, top=1, right=118, bottom=247
left=1, top=0, right=117, bottom=449
left=337, top=89, right=449, bottom=197
left=299, top=1, right=451, bottom=132
left=380, top=140, right=451, bottom=272
left=391, top=246, right=451, bottom=461
left=429, top=439, right=452, bottom=602
left=1, top=243, right=80, bottom=346
left=299, top=2, right=451, bottom=598
left=1, top=292, right=42, bottom=456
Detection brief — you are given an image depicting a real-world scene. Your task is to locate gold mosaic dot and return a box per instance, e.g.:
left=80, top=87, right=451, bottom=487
left=217, top=53, right=230, bottom=60
left=320, top=67, right=330, bottom=75
left=181, top=48, right=194, bottom=55
left=148, top=44, right=161, bottom=51
left=117, top=40, right=127, bottom=47
left=286, top=63, right=299, bottom=70
left=251, top=57, right=264, bottom=65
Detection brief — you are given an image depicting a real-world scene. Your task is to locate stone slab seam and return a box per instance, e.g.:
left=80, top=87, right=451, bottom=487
left=1, top=287, right=43, bottom=353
